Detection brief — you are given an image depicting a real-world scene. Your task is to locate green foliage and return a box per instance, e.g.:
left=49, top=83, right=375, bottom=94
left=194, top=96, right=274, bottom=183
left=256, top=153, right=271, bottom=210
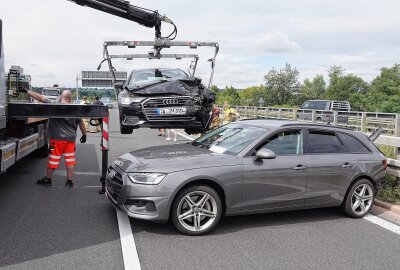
left=263, top=63, right=300, bottom=106
left=215, top=86, right=240, bottom=105
left=325, top=66, right=369, bottom=103
left=377, top=175, right=400, bottom=204
left=238, top=85, right=266, bottom=106
left=297, top=75, right=326, bottom=105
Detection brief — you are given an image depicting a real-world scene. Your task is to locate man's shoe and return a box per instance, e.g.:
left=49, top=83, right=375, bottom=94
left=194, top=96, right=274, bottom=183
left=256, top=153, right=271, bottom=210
left=65, top=179, right=74, bottom=188
left=37, top=176, right=51, bottom=186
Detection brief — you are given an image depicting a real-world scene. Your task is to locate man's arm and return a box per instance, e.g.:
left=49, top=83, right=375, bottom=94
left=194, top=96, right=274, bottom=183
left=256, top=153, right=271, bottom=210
left=79, top=120, right=87, bottom=136
left=79, top=120, right=87, bottom=143
left=21, top=88, right=47, bottom=103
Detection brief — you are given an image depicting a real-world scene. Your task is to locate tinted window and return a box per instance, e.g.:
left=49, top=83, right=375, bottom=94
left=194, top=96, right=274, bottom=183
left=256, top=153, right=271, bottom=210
left=307, top=130, right=346, bottom=153
left=310, top=101, right=329, bottom=110
left=261, top=130, right=303, bottom=155
left=301, top=102, right=309, bottom=109
left=337, top=133, right=370, bottom=153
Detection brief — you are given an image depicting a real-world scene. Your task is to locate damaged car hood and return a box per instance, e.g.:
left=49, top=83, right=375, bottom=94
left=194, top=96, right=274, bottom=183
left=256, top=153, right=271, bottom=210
left=126, top=77, right=206, bottom=96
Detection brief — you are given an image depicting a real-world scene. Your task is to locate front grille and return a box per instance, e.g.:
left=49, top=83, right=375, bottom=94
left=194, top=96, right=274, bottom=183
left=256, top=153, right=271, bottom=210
left=142, top=96, right=196, bottom=121
left=106, top=168, right=123, bottom=201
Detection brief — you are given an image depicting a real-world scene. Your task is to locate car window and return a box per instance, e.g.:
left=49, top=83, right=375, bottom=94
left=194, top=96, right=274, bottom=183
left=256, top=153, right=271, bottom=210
left=301, top=102, right=309, bottom=109
left=314, top=101, right=329, bottom=110
left=337, top=133, right=370, bottom=153
left=192, top=124, right=267, bottom=155
left=260, top=129, right=303, bottom=156
left=307, top=130, right=347, bottom=154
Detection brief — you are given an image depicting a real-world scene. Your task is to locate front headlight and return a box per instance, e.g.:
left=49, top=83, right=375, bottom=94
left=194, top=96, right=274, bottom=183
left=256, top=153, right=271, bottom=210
left=128, top=173, right=167, bottom=185
left=120, top=97, right=145, bottom=105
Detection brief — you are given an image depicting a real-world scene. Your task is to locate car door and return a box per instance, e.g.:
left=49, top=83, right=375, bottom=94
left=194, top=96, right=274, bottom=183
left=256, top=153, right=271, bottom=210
left=304, top=128, right=357, bottom=205
left=241, top=128, right=309, bottom=211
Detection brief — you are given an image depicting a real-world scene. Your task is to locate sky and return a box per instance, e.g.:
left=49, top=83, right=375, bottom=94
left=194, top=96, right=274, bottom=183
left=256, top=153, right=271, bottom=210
left=1, top=0, right=400, bottom=88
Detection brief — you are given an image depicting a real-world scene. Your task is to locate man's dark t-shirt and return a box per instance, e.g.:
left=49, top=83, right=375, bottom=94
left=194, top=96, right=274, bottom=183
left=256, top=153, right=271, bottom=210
left=44, top=98, right=82, bottom=142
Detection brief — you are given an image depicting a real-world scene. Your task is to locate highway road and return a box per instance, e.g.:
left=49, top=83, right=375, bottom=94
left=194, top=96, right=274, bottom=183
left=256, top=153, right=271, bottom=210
left=1, top=107, right=400, bottom=270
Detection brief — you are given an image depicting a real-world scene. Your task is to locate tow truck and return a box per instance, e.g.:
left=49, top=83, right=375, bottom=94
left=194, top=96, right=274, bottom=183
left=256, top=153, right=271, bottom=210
left=70, top=0, right=219, bottom=134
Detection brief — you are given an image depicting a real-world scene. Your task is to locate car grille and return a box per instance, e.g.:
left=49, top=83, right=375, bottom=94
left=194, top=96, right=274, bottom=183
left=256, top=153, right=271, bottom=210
left=106, top=167, right=123, bottom=201
left=142, top=96, right=196, bottom=121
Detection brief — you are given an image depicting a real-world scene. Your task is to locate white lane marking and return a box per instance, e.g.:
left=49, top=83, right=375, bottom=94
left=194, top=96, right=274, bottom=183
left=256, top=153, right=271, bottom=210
left=363, top=214, right=400, bottom=235
left=117, top=210, right=141, bottom=270
left=177, top=131, right=195, bottom=141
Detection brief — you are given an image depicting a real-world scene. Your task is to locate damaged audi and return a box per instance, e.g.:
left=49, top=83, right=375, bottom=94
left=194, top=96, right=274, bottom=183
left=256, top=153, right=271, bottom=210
left=96, top=40, right=220, bottom=135
left=117, top=68, right=215, bottom=135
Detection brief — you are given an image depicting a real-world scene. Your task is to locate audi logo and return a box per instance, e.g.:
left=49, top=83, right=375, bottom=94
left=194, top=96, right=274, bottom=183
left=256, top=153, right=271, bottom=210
left=163, top=99, right=179, bottom=105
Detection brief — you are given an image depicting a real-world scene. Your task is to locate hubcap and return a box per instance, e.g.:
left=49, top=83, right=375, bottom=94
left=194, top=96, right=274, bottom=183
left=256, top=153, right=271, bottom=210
left=351, top=184, right=373, bottom=215
left=177, top=191, right=217, bottom=232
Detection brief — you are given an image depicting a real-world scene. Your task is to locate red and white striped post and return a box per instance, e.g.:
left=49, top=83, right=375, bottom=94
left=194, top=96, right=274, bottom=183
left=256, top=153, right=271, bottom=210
left=99, top=115, right=109, bottom=194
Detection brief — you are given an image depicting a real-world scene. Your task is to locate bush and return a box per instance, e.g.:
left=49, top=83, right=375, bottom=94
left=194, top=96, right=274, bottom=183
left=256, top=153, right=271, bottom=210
left=377, top=175, right=400, bottom=205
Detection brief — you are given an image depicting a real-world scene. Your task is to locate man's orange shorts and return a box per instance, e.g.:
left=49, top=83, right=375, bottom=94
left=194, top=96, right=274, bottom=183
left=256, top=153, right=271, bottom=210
left=48, top=139, right=77, bottom=169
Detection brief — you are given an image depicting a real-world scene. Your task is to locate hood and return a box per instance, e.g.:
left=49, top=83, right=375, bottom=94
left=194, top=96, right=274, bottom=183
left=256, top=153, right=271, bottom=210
left=113, top=143, right=242, bottom=173
left=126, top=78, right=203, bottom=96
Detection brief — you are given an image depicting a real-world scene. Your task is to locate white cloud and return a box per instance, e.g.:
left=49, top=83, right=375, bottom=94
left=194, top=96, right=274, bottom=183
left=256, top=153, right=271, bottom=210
left=255, top=32, right=301, bottom=54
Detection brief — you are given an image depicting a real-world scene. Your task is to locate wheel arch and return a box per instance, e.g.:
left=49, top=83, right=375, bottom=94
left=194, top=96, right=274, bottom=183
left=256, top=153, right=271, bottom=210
left=167, top=178, right=227, bottom=220
left=342, top=174, right=376, bottom=205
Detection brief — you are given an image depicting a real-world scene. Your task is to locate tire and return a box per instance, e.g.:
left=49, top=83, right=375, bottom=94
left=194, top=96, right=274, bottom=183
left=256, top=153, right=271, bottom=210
left=342, top=179, right=375, bottom=218
left=120, top=125, right=133, bottom=134
left=171, top=185, right=223, bottom=236
left=316, top=117, right=323, bottom=122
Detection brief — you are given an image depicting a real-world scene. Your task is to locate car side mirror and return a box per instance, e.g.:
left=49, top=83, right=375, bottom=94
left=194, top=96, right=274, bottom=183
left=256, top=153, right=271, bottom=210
left=255, top=148, right=276, bottom=161
left=114, top=82, right=124, bottom=90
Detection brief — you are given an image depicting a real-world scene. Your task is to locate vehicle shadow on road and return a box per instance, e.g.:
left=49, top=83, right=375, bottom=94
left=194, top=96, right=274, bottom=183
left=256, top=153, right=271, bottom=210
left=130, top=207, right=347, bottom=236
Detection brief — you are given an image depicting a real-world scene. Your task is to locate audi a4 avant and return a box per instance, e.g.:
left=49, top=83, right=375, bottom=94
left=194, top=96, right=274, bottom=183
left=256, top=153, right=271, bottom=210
left=106, top=119, right=387, bottom=235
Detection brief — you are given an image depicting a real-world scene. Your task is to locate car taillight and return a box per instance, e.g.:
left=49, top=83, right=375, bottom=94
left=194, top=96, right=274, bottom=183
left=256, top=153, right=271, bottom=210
left=382, top=159, right=387, bottom=169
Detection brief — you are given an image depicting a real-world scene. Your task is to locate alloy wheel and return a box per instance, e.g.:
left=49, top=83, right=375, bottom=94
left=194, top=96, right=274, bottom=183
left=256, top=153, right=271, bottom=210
left=176, top=191, right=218, bottom=233
left=351, top=184, right=373, bottom=215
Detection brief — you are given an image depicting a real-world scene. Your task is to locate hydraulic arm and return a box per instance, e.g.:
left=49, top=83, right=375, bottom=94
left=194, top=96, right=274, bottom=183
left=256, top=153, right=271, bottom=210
left=68, top=0, right=176, bottom=39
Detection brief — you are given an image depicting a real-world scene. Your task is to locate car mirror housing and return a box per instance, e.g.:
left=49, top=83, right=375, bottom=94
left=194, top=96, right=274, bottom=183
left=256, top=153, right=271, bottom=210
left=255, top=148, right=276, bottom=160
left=115, top=82, right=124, bottom=90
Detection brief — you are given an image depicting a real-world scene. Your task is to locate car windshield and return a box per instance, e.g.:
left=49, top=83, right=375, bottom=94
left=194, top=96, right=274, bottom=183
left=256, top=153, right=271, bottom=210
left=191, top=124, right=267, bottom=155
left=128, top=69, right=188, bottom=86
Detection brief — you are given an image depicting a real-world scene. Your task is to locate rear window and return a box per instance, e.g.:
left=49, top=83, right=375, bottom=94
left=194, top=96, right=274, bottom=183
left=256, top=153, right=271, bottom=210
left=337, top=133, right=370, bottom=153
left=307, top=130, right=346, bottom=154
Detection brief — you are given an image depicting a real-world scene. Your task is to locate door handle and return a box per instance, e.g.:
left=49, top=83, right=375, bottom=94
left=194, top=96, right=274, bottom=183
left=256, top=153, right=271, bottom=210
left=294, top=165, right=307, bottom=171
left=342, top=162, right=353, bottom=168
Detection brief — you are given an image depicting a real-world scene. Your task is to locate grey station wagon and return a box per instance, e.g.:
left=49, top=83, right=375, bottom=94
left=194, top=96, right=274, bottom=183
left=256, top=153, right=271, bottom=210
left=106, top=119, right=387, bottom=235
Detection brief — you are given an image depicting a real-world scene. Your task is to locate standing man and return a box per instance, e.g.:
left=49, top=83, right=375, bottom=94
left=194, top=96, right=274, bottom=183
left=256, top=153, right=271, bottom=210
left=80, top=96, right=90, bottom=132
left=21, top=88, right=87, bottom=187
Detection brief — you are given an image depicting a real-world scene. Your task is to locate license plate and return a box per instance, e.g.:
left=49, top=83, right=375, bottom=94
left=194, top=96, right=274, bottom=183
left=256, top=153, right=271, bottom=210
left=157, top=107, right=187, bottom=115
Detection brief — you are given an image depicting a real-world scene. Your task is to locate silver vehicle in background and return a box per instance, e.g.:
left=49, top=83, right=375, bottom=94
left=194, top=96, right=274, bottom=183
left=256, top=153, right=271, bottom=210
left=298, top=100, right=350, bottom=123
left=105, top=119, right=386, bottom=235
left=100, top=97, right=113, bottom=109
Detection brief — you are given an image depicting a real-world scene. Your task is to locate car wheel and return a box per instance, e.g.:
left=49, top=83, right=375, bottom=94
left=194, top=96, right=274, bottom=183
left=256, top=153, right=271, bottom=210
left=342, top=179, right=375, bottom=218
left=316, top=117, right=323, bottom=122
left=120, top=124, right=133, bottom=134
left=171, top=185, right=222, bottom=236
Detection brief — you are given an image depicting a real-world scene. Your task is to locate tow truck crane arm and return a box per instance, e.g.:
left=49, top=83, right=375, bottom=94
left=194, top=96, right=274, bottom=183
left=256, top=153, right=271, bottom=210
left=68, top=0, right=177, bottom=39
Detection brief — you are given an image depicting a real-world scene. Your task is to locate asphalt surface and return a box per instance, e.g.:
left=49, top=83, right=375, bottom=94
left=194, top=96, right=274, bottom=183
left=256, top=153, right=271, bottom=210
left=1, top=107, right=400, bottom=270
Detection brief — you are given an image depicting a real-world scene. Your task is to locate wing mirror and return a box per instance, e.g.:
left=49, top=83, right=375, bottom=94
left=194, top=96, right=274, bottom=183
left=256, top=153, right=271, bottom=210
left=114, top=82, right=124, bottom=90
left=255, top=148, right=276, bottom=161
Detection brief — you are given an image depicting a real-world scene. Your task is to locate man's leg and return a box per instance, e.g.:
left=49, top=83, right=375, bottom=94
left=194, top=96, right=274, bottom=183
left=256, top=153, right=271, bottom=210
left=64, top=141, right=77, bottom=187
left=66, top=165, right=75, bottom=180
left=38, top=139, right=62, bottom=185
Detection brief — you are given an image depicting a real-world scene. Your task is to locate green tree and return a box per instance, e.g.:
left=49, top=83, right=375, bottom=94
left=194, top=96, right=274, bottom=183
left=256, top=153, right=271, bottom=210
left=298, top=75, right=326, bottom=105
left=215, top=86, right=240, bottom=105
left=263, top=63, right=300, bottom=106
left=325, top=66, right=369, bottom=107
left=238, top=85, right=266, bottom=106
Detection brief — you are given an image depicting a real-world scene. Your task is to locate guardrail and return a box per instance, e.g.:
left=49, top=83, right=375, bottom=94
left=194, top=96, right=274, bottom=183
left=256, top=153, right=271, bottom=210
left=225, top=106, right=400, bottom=136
